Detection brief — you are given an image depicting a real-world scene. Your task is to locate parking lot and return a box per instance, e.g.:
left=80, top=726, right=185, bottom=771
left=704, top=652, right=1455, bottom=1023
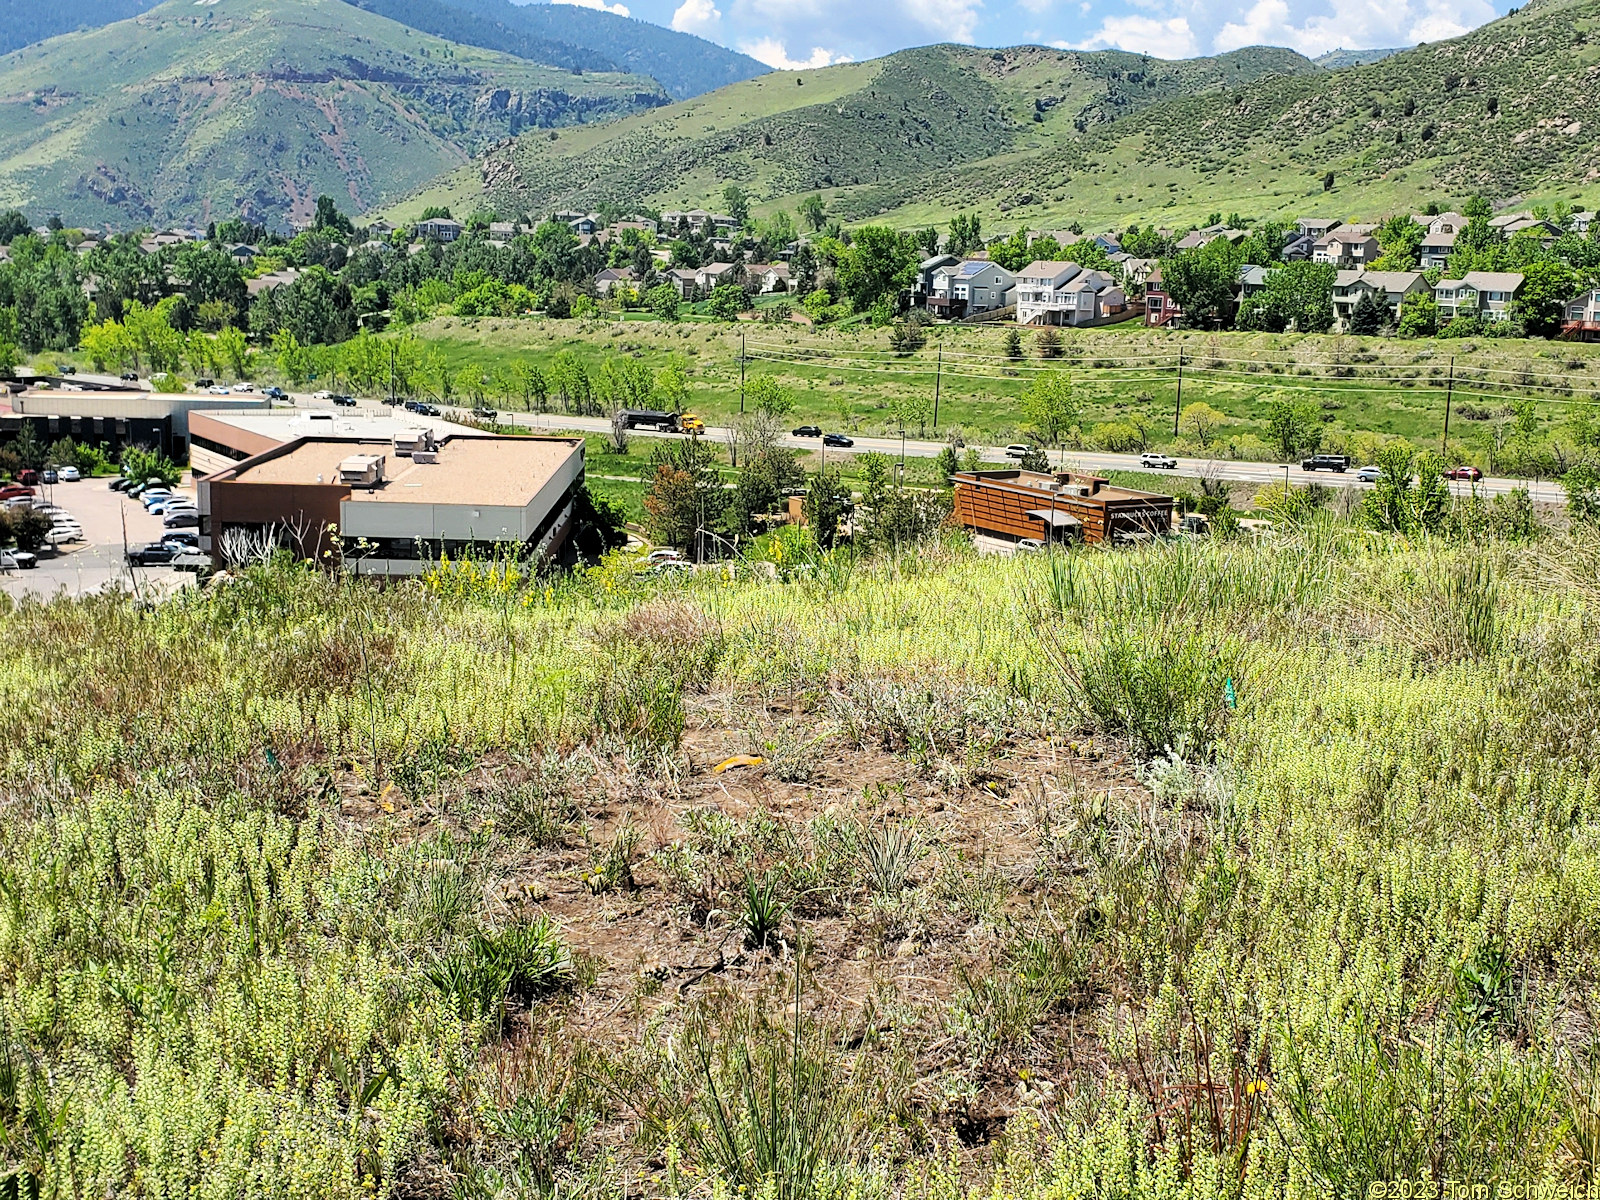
left=1, top=476, right=196, bottom=601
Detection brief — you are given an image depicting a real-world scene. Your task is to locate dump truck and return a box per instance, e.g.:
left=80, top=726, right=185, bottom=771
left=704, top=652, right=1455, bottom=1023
left=618, top=409, right=686, bottom=432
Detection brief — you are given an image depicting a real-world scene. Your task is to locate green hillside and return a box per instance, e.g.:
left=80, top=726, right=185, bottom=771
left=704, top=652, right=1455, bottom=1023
left=402, top=0, right=1600, bottom=233
left=392, top=42, right=1320, bottom=222
left=0, top=0, right=668, bottom=229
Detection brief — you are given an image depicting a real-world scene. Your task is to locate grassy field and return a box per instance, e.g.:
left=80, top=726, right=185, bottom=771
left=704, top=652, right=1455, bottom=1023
left=2, top=520, right=1599, bottom=1195
left=406, top=313, right=1600, bottom=471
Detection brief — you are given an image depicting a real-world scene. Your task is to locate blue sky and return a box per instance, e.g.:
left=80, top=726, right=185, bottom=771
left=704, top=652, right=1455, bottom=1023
left=527, top=0, right=1509, bottom=71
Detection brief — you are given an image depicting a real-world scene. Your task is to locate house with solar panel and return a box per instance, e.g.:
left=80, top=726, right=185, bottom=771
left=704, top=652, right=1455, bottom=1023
left=925, top=260, right=1017, bottom=320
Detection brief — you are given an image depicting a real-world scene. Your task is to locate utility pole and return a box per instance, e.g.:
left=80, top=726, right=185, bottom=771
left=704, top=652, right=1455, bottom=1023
left=738, top=332, right=746, bottom=415
left=1172, top=351, right=1185, bottom=437
left=388, top=343, right=396, bottom=406
left=1441, top=355, right=1455, bottom=453
left=932, top=343, right=943, bottom=432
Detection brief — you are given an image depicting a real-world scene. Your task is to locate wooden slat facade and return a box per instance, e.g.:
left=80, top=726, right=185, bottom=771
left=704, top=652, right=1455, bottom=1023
left=952, top=470, right=1173, bottom=545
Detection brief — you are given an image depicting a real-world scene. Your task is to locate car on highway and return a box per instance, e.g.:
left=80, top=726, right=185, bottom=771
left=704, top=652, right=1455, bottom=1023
left=126, top=543, right=178, bottom=566
left=1355, top=465, right=1381, bottom=484
left=1004, top=443, right=1032, bottom=459
left=471, top=407, right=498, bottom=421
left=59, top=466, right=80, bottom=482
left=120, top=372, right=139, bottom=382
left=822, top=433, right=854, bottom=448
left=233, top=382, right=254, bottom=392
left=1301, top=454, right=1351, bottom=473
left=312, top=390, right=333, bottom=400
left=194, top=378, right=214, bottom=389
left=206, top=385, right=231, bottom=396
left=163, top=511, right=200, bottom=529
left=263, top=387, right=287, bottom=401
left=1444, top=465, right=1483, bottom=481
left=1139, top=452, right=1178, bottom=470
left=333, top=394, right=357, bottom=407
left=792, top=425, right=823, bottom=438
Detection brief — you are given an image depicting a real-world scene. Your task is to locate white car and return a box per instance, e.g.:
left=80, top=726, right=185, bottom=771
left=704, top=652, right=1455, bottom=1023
left=1016, top=538, right=1045, bottom=553
left=1004, top=444, right=1033, bottom=459
left=58, top=466, right=80, bottom=482
left=645, top=549, right=683, bottom=564
left=1139, top=452, right=1178, bottom=470
left=233, top=382, right=254, bottom=392
left=207, top=385, right=231, bottom=395
left=311, top=390, right=333, bottom=400
left=43, top=527, right=82, bottom=546
left=1356, top=465, right=1381, bottom=483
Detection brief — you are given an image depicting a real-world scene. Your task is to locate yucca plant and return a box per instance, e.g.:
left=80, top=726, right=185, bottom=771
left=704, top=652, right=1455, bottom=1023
left=859, top=822, right=921, bottom=899
left=740, top=870, right=792, bottom=951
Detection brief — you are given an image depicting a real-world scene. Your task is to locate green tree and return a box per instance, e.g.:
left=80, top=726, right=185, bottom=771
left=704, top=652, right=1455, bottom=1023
left=1373, top=215, right=1426, bottom=270
left=1363, top=443, right=1450, bottom=534
left=934, top=444, right=958, bottom=481
left=722, top=185, right=750, bottom=228
left=1348, top=289, right=1391, bottom=335
left=1266, top=396, right=1323, bottom=461
left=1562, top=462, right=1600, bottom=523
left=798, top=194, right=827, bottom=232
left=708, top=283, right=748, bottom=322
left=1159, top=241, right=1241, bottom=327
left=834, top=227, right=917, bottom=312
left=644, top=438, right=723, bottom=551
left=803, top=467, right=852, bottom=548
left=1021, top=371, right=1077, bottom=447
left=1514, top=261, right=1578, bottom=337
left=947, top=214, right=982, bottom=257
left=1265, top=261, right=1337, bottom=332
left=0, top=305, right=20, bottom=376
left=1180, top=401, right=1229, bottom=450
left=914, top=227, right=940, bottom=258
left=272, top=329, right=314, bottom=386
left=314, top=197, right=353, bottom=234
left=1397, top=292, right=1438, bottom=338
left=743, top=376, right=794, bottom=418
left=645, top=284, right=680, bottom=322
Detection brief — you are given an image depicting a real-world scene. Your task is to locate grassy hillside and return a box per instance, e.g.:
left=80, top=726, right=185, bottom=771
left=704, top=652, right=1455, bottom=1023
left=2, top=528, right=1599, bottom=1193
left=403, top=0, right=1600, bottom=233
left=0, top=0, right=161, bottom=57
left=390, top=42, right=1319, bottom=222
left=0, top=0, right=668, bottom=229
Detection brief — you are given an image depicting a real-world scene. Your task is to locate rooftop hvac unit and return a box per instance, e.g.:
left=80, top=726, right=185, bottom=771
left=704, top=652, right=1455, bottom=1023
left=411, top=449, right=438, bottom=465
left=338, top=454, right=385, bottom=488
left=393, top=429, right=432, bottom=457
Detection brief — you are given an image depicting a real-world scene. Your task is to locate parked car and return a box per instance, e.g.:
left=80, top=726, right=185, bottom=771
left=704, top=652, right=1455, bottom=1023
left=0, top=485, right=34, bottom=501
left=1139, top=452, right=1178, bottom=470
left=126, top=543, right=178, bottom=565
left=43, top=528, right=82, bottom=547
left=1444, top=465, right=1483, bottom=481
left=120, top=371, right=139, bottom=382
left=140, top=490, right=175, bottom=508
left=1355, top=465, right=1381, bottom=484
left=333, top=395, right=357, bottom=407
left=792, top=425, right=823, bottom=438
left=1301, top=454, right=1350, bottom=473
left=163, top=511, right=200, bottom=529
left=40, top=469, right=58, bottom=485
left=645, top=549, right=683, bottom=564
left=1004, top=444, right=1032, bottom=459
left=151, top=501, right=196, bottom=517
left=206, top=385, right=231, bottom=396
left=1016, top=538, right=1045, bottom=553
left=108, top=477, right=130, bottom=491
left=822, top=433, right=854, bottom=448
left=160, top=531, right=200, bottom=550
left=59, top=466, right=80, bottom=482
left=0, top=551, right=18, bottom=573
left=7, top=550, right=35, bottom=569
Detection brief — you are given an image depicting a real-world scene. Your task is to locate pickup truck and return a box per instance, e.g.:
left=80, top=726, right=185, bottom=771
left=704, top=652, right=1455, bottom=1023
left=1301, top=454, right=1350, bottom=473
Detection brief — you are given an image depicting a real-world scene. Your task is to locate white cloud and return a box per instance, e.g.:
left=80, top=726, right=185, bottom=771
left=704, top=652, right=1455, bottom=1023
left=551, top=0, right=631, bottom=17
left=738, top=37, right=852, bottom=68
left=1073, top=14, right=1198, bottom=57
left=1211, top=0, right=1494, bottom=54
left=671, top=0, right=721, bottom=30
left=902, top=0, right=983, bottom=40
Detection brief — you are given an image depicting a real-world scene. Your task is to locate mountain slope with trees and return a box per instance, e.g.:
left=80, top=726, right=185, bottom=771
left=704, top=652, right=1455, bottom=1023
left=0, top=0, right=162, bottom=57
left=0, top=0, right=668, bottom=229
left=402, top=0, right=1600, bottom=234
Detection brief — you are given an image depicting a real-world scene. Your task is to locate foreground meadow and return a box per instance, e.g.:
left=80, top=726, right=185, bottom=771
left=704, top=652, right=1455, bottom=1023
left=2, top=529, right=1600, bottom=1198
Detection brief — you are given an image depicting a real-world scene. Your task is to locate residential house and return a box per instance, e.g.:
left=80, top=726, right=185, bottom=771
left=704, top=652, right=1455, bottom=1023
left=607, top=219, right=658, bottom=240
left=1015, top=261, right=1124, bottom=327
left=417, top=217, right=463, bottom=243
left=1435, top=272, right=1525, bottom=323
left=245, top=268, right=302, bottom=297
left=1296, top=218, right=1341, bottom=238
left=1574, top=212, right=1595, bottom=234
left=695, top=262, right=738, bottom=292
left=366, top=220, right=395, bottom=238
left=1490, top=213, right=1563, bottom=246
left=138, top=230, right=195, bottom=255
left=1418, top=228, right=1457, bottom=270
left=1089, top=234, right=1122, bottom=254
left=914, top=254, right=959, bottom=303
left=665, top=268, right=701, bottom=299
left=1424, top=211, right=1467, bottom=234
left=1331, top=270, right=1428, bottom=328
left=1282, top=232, right=1317, bottom=261
left=1175, top=226, right=1247, bottom=252
left=568, top=214, right=601, bottom=236
left=926, top=260, right=1016, bottom=319
left=1313, top=229, right=1380, bottom=269
left=227, top=244, right=258, bottom=262
left=1144, top=266, right=1181, bottom=328
left=1237, top=264, right=1273, bottom=303
left=661, top=210, right=737, bottom=235
left=488, top=222, right=522, bottom=241
left=1109, top=253, right=1156, bottom=290
left=1564, top=286, right=1600, bottom=340
left=593, top=268, right=637, bottom=297
left=751, top=263, right=791, bottom=293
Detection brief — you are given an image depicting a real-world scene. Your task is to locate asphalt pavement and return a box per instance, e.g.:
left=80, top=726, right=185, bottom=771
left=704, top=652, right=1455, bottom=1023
left=0, top=476, right=194, bottom=602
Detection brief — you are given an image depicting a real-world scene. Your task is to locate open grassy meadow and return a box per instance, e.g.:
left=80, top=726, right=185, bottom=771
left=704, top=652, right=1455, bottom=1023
left=3, top=523, right=1600, bottom=1196
left=407, top=314, right=1600, bottom=470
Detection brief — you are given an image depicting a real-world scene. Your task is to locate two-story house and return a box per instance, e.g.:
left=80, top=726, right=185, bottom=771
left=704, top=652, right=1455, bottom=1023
left=417, top=217, right=463, bottom=243
left=1313, top=230, right=1380, bottom=269
left=1564, top=286, right=1600, bottom=340
left=665, top=267, right=701, bottom=299
left=1144, top=266, right=1182, bottom=328
left=1237, top=264, right=1274, bottom=302
left=1331, top=270, right=1429, bottom=328
left=926, top=260, right=1017, bottom=319
left=752, top=263, right=791, bottom=293
left=1016, top=261, right=1124, bottom=327
left=914, top=254, right=960, bottom=304
left=1419, top=229, right=1457, bottom=270
left=1435, top=272, right=1525, bottom=323
left=1282, top=232, right=1317, bottom=261
left=594, top=267, right=637, bottom=296
left=1296, top=218, right=1341, bottom=239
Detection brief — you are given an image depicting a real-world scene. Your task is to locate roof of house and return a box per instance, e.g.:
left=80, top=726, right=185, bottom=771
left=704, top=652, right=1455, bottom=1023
left=919, top=254, right=959, bottom=271
left=1355, top=270, right=1427, bottom=292
left=1316, top=229, right=1377, bottom=246
left=1239, top=264, right=1274, bottom=286
left=224, top=436, right=580, bottom=508
left=1421, top=229, right=1458, bottom=248
left=595, top=267, right=636, bottom=280
left=1297, top=218, right=1340, bottom=231
left=1438, top=271, right=1525, bottom=291
left=1017, top=260, right=1083, bottom=281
